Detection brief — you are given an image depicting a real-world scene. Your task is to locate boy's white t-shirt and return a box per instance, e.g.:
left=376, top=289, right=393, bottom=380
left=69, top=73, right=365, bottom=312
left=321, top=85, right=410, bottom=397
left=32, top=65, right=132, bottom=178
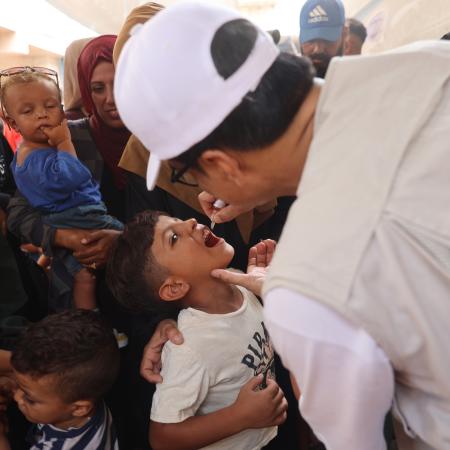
left=150, top=286, right=277, bottom=450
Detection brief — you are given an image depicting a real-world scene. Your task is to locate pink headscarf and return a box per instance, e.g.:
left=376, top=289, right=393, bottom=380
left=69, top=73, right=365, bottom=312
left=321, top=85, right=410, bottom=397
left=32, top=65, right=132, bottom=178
left=77, top=35, right=130, bottom=190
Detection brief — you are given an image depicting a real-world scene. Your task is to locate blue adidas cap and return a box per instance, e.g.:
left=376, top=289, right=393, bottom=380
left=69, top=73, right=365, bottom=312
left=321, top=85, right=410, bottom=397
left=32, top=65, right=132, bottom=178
left=300, top=0, right=345, bottom=43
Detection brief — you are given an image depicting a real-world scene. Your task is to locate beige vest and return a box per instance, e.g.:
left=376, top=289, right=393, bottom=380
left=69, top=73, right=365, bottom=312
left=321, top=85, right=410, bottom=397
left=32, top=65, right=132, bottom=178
left=264, top=41, right=450, bottom=449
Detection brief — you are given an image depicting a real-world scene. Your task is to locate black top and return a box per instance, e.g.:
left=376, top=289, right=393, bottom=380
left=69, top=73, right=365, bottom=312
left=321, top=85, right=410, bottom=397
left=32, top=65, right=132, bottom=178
left=0, top=133, right=16, bottom=198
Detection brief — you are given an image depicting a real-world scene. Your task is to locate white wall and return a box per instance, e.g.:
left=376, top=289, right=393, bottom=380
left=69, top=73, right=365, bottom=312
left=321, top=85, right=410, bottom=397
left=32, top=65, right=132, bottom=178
left=0, top=53, right=61, bottom=74
left=344, top=0, right=450, bottom=53
left=0, top=30, right=61, bottom=77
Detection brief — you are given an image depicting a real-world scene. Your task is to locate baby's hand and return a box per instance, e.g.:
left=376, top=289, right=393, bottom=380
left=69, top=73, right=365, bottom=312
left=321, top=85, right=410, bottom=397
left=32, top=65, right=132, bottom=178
left=41, top=119, right=71, bottom=148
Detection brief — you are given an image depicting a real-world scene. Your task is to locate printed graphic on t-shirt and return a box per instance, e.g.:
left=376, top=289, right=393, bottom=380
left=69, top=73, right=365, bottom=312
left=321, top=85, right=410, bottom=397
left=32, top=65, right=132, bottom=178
left=241, top=321, right=275, bottom=382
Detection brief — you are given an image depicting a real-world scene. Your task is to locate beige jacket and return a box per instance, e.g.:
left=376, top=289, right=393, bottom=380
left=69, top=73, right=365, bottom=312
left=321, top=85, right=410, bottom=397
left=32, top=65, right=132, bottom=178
left=264, top=41, right=450, bottom=449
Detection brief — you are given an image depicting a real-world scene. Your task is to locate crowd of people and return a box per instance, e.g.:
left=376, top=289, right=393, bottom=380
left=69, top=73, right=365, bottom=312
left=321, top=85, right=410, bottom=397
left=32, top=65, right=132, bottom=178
left=0, top=0, right=449, bottom=449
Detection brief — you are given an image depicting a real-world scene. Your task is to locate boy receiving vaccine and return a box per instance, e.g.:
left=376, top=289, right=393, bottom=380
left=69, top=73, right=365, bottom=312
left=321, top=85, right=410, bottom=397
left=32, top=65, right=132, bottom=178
left=108, top=210, right=286, bottom=450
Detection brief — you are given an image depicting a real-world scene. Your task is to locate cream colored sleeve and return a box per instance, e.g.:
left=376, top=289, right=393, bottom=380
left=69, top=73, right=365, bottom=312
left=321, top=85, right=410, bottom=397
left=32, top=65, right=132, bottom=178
left=264, top=287, right=394, bottom=450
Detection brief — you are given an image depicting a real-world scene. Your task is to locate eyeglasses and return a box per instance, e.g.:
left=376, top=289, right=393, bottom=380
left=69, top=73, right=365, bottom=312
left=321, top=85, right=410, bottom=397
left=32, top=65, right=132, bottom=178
left=0, top=66, right=59, bottom=90
left=170, top=162, right=199, bottom=187
left=0, top=66, right=60, bottom=118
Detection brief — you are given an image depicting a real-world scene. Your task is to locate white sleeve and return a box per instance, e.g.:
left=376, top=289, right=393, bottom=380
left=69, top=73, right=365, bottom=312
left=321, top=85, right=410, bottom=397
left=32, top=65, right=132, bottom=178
left=150, top=342, right=210, bottom=423
left=264, top=287, right=394, bottom=450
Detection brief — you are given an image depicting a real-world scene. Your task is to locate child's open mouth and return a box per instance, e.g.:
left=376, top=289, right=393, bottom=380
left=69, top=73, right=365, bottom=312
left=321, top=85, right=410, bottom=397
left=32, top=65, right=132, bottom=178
left=203, top=228, right=221, bottom=248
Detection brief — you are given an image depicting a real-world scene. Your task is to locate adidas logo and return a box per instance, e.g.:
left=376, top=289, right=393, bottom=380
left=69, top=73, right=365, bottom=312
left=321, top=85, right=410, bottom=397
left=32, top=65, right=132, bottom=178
left=308, top=5, right=329, bottom=23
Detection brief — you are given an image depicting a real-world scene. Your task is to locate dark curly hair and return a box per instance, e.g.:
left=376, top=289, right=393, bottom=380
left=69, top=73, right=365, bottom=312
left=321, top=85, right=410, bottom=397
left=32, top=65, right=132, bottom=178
left=11, top=310, right=119, bottom=403
left=346, top=18, right=368, bottom=44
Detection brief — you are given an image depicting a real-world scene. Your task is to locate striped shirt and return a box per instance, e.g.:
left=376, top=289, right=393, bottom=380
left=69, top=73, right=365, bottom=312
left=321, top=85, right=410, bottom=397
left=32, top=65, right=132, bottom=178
left=27, top=402, right=118, bottom=450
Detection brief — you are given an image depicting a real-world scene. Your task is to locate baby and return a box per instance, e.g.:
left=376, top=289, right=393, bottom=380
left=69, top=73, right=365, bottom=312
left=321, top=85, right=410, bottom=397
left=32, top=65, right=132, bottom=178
left=0, top=67, right=123, bottom=309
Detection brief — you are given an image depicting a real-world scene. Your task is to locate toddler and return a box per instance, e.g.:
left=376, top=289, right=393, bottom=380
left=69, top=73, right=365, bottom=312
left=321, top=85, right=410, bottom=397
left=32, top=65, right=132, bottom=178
left=0, top=67, right=123, bottom=309
left=9, top=309, right=119, bottom=449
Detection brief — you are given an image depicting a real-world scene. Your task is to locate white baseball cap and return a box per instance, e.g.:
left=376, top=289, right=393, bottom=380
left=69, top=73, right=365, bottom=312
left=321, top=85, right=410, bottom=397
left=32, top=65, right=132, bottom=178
left=114, top=1, right=280, bottom=190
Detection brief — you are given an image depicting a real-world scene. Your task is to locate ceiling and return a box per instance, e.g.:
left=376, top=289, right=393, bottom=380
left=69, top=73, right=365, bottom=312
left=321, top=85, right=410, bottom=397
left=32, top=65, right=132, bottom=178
left=46, top=0, right=145, bottom=34
left=45, top=0, right=277, bottom=35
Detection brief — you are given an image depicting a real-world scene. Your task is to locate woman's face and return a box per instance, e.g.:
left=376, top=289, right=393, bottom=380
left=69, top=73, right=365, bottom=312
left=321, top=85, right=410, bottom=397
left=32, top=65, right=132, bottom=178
left=90, top=61, right=124, bottom=129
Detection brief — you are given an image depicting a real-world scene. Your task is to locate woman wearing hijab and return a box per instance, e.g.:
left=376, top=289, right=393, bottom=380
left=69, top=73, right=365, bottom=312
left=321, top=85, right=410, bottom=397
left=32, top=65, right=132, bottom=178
left=6, top=35, right=130, bottom=309
left=75, top=34, right=130, bottom=220
left=63, top=37, right=92, bottom=120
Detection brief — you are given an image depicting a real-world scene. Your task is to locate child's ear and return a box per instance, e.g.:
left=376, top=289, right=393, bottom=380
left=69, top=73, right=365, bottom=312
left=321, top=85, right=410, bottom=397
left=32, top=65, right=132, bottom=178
left=71, top=399, right=94, bottom=418
left=159, top=276, right=190, bottom=302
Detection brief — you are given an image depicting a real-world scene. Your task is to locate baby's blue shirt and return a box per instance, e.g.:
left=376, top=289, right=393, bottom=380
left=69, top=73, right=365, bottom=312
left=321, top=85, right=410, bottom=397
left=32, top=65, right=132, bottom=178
left=11, top=148, right=101, bottom=213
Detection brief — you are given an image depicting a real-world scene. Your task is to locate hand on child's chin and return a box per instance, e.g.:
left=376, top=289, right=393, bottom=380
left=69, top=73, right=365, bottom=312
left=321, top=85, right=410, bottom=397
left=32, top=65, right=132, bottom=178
left=210, top=269, right=264, bottom=296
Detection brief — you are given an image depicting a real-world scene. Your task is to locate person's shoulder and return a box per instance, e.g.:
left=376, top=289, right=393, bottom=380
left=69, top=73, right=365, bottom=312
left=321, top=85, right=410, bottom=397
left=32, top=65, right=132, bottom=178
left=177, top=307, right=206, bottom=326
left=68, top=117, right=90, bottom=131
left=67, top=118, right=102, bottom=165
left=170, top=310, right=222, bottom=355
left=15, top=148, right=56, bottom=168
left=68, top=118, right=93, bottom=142
left=174, top=310, right=206, bottom=342
left=163, top=337, right=206, bottom=369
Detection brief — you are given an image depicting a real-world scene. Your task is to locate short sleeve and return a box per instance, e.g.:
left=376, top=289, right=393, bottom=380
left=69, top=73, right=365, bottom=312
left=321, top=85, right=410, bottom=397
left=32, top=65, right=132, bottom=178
left=150, top=342, right=210, bottom=423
